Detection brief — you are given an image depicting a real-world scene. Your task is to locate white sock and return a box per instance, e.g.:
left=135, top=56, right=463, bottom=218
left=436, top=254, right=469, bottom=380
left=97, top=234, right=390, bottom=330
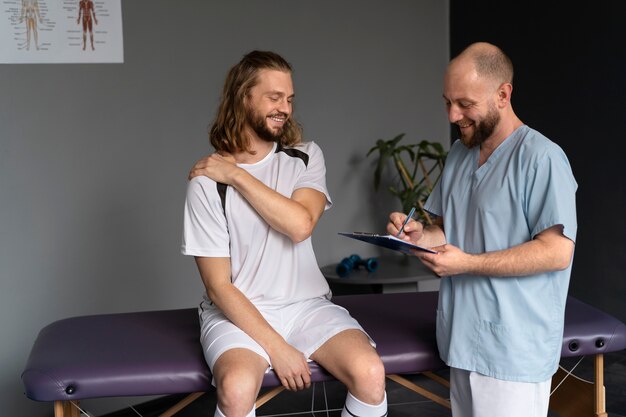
left=214, top=405, right=226, bottom=417
left=341, top=391, right=387, bottom=417
left=214, top=405, right=256, bottom=417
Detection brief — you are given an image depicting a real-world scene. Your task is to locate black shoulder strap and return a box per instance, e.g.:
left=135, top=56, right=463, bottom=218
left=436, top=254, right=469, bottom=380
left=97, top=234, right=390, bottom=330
left=216, top=182, right=228, bottom=215
left=215, top=182, right=232, bottom=284
left=275, top=144, right=309, bottom=167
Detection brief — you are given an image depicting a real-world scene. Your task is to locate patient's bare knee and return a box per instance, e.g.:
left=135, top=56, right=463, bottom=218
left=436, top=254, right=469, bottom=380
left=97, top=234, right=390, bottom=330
left=213, top=350, right=266, bottom=417
left=349, top=354, right=386, bottom=403
left=216, top=370, right=258, bottom=416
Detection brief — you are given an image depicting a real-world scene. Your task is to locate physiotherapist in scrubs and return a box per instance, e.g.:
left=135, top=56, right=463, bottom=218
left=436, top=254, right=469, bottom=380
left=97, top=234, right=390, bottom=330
left=387, top=42, right=577, bottom=417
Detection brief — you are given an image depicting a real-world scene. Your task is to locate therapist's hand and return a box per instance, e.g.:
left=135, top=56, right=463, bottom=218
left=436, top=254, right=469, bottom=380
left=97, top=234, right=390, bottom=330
left=387, top=211, right=425, bottom=243
left=416, top=243, right=472, bottom=277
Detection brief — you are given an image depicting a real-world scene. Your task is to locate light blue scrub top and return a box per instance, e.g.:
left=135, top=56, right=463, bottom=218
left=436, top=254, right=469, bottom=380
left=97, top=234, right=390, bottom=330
left=424, top=125, right=577, bottom=382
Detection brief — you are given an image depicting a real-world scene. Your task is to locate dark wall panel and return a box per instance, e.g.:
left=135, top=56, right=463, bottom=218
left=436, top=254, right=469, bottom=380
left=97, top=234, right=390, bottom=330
left=450, top=1, right=626, bottom=320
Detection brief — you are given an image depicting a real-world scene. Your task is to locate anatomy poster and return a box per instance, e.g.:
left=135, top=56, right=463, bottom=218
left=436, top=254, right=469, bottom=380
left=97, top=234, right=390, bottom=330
left=1, top=0, right=123, bottom=63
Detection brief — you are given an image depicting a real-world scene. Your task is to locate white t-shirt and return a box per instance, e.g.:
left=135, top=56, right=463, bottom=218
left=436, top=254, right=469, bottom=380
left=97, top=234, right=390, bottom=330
left=181, top=141, right=333, bottom=308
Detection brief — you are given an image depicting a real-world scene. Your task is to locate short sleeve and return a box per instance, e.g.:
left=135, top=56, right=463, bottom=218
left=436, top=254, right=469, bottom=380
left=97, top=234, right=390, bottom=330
left=525, top=144, right=578, bottom=242
left=181, top=177, right=231, bottom=257
left=424, top=179, right=443, bottom=218
left=424, top=140, right=464, bottom=218
left=294, top=142, right=332, bottom=209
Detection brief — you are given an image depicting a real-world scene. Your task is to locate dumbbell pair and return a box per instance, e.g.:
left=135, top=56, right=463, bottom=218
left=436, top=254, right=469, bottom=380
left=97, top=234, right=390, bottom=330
left=336, top=254, right=378, bottom=277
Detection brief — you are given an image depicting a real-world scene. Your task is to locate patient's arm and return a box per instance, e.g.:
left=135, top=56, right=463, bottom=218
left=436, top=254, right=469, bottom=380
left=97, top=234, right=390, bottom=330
left=195, top=257, right=312, bottom=391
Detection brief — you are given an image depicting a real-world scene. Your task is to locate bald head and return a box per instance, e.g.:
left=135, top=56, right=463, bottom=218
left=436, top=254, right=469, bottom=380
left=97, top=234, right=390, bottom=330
left=450, top=42, right=514, bottom=86
left=443, top=42, right=521, bottom=149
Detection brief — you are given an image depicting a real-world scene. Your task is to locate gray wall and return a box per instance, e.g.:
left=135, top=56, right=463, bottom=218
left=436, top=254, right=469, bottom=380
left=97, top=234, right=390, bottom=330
left=0, top=1, right=449, bottom=416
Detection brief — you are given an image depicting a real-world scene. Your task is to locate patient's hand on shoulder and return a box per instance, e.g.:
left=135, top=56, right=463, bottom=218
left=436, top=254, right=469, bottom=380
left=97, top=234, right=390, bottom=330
left=188, top=152, right=239, bottom=183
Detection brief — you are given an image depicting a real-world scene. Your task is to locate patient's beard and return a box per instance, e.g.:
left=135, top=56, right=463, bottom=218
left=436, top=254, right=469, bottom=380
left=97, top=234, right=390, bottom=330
left=246, top=106, right=285, bottom=143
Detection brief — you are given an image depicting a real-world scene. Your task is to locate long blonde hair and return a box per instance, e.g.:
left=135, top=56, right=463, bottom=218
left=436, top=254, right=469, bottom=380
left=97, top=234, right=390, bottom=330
left=209, top=51, right=302, bottom=153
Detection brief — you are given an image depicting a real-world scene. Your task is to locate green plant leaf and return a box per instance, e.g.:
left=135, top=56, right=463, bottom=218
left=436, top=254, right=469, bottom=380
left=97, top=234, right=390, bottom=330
left=366, top=133, right=447, bottom=222
left=367, top=134, right=406, bottom=191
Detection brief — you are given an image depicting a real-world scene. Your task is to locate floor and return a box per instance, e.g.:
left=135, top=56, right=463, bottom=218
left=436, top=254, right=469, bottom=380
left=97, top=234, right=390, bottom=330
left=100, top=349, right=626, bottom=417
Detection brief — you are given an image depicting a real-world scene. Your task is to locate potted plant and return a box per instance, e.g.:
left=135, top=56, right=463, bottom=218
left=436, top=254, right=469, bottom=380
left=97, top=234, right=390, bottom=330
left=367, top=133, right=447, bottom=225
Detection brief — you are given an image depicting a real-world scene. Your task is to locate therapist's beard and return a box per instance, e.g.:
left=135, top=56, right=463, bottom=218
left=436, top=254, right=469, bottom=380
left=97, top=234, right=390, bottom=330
left=457, top=105, right=500, bottom=148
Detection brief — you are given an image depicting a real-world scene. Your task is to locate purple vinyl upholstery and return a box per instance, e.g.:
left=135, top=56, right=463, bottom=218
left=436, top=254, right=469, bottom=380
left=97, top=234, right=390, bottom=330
left=22, top=308, right=211, bottom=401
left=560, top=296, right=626, bottom=357
left=22, top=292, right=626, bottom=402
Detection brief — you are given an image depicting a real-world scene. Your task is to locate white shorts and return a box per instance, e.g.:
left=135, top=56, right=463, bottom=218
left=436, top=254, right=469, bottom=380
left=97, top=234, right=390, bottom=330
left=198, top=296, right=373, bottom=375
left=450, top=368, right=551, bottom=417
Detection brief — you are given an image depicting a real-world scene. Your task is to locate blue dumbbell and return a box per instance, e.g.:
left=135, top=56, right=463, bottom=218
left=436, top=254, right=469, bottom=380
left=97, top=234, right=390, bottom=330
left=336, top=254, right=379, bottom=277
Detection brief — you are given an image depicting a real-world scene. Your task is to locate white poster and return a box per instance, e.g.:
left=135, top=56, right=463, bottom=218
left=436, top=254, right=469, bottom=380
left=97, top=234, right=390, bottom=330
left=0, top=0, right=123, bottom=63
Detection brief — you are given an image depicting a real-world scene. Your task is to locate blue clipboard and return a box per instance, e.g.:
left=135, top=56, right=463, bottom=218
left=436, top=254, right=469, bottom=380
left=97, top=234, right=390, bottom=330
left=338, top=232, right=437, bottom=255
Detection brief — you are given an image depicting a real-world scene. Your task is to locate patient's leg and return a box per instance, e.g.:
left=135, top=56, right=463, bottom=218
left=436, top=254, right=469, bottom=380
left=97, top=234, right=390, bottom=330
left=212, top=348, right=268, bottom=417
left=312, top=329, right=388, bottom=416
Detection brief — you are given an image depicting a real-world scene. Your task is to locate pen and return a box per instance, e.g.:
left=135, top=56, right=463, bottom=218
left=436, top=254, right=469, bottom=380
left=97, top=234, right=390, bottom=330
left=396, top=207, right=416, bottom=237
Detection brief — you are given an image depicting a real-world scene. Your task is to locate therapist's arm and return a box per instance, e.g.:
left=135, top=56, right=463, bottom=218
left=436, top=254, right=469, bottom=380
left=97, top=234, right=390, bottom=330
left=417, top=225, right=574, bottom=277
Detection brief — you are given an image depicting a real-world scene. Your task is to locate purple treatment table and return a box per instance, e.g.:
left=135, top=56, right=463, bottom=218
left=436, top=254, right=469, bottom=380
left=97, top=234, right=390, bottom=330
left=22, top=292, right=626, bottom=417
